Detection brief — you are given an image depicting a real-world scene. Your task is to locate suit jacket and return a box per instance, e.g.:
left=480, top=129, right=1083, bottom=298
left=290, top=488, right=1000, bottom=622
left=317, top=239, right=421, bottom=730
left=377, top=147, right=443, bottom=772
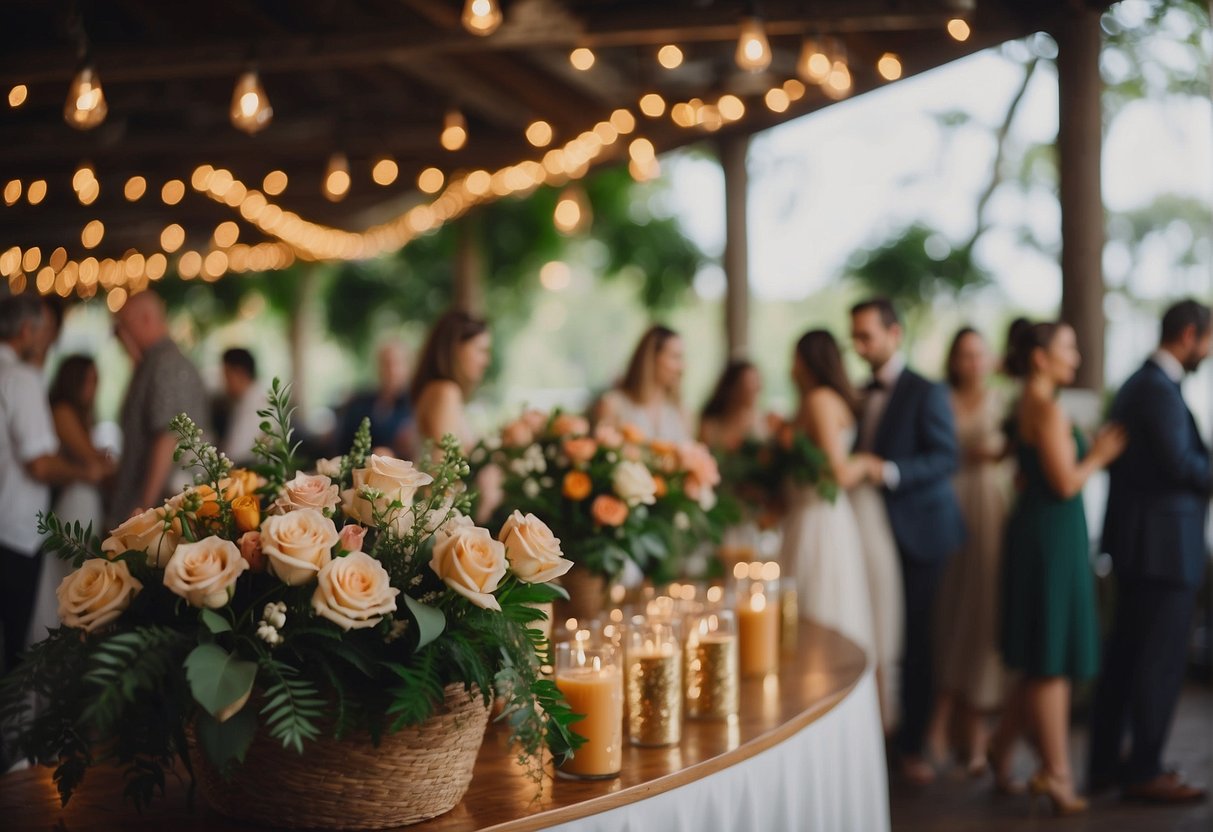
left=868, top=368, right=966, bottom=564
left=1102, top=360, right=1211, bottom=588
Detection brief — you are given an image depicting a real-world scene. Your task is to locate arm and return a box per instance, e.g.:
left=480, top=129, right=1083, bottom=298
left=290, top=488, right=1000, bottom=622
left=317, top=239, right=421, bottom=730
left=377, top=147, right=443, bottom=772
left=1036, top=404, right=1122, bottom=500
left=886, top=383, right=960, bottom=491
left=804, top=392, right=868, bottom=489
left=416, top=382, right=465, bottom=453
left=137, top=433, right=179, bottom=510
left=52, top=404, right=104, bottom=464
left=26, top=453, right=94, bottom=487
left=1139, top=384, right=1212, bottom=494
left=12, top=377, right=94, bottom=486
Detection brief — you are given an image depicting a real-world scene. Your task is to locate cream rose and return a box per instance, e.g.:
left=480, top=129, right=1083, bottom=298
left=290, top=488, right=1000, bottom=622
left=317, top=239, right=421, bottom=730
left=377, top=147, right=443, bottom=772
left=163, top=537, right=248, bottom=609
left=612, top=460, right=657, bottom=506
left=315, top=456, right=343, bottom=478
left=430, top=526, right=507, bottom=610
left=498, top=511, right=572, bottom=584
left=57, top=559, right=143, bottom=632
left=345, top=455, right=434, bottom=525
left=260, top=509, right=340, bottom=586
left=101, top=506, right=182, bottom=568
left=273, top=471, right=341, bottom=514
left=311, top=551, right=400, bottom=631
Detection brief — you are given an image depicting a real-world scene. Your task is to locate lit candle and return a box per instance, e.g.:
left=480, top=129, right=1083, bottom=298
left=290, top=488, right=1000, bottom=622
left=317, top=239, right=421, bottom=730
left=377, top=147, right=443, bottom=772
left=625, top=622, right=682, bottom=746
left=737, top=574, right=779, bottom=678
left=555, top=643, right=624, bottom=779
left=684, top=610, right=739, bottom=719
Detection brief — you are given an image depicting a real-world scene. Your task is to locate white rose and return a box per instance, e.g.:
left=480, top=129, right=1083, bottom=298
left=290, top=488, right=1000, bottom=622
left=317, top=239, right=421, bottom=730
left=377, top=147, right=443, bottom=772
left=260, top=509, right=340, bottom=586
left=101, top=506, right=182, bottom=568
left=498, top=511, right=573, bottom=584
left=273, top=471, right=341, bottom=514
left=612, top=460, right=657, bottom=506
left=430, top=526, right=507, bottom=610
left=311, top=551, right=400, bottom=631
left=163, top=537, right=248, bottom=609
left=57, top=559, right=143, bottom=632
left=345, top=455, right=433, bottom=526
left=315, top=456, right=343, bottom=478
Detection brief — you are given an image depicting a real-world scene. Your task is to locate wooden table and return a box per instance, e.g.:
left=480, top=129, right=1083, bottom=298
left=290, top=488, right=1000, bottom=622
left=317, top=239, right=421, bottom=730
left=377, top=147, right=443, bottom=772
left=2, top=620, right=877, bottom=832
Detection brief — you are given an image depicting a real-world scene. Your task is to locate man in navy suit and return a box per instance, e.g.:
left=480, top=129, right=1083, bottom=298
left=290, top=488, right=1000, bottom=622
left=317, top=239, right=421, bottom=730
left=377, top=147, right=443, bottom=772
left=851, top=298, right=965, bottom=784
left=1089, top=299, right=1211, bottom=803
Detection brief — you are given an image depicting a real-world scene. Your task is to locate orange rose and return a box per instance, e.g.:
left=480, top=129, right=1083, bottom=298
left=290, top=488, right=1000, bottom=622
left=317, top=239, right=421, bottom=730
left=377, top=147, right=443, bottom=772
left=563, top=437, right=598, bottom=466
left=562, top=470, right=592, bottom=501
left=551, top=413, right=589, bottom=437
left=620, top=423, right=646, bottom=444
left=192, top=485, right=222, bottom=519
left=223, top=469, right=264, bottom=500
left=591, top=494, right=628, bottom=527
left=232, top=494, right=260, bottom=533
left=653, top=474, right=669, bottom=498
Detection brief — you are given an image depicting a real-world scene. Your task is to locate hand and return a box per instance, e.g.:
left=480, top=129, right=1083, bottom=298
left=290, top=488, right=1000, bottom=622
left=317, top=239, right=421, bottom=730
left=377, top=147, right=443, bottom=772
left=81, top=458, right=108, bottom=485
left=854, top=453, right=885, bottom=484
left=1091, top=423, right=1128, bottom=466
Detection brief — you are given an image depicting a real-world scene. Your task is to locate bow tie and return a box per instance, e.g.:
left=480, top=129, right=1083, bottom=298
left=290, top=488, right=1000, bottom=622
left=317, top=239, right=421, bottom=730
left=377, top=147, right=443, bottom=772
left=865, top=379, right=886, bottom=393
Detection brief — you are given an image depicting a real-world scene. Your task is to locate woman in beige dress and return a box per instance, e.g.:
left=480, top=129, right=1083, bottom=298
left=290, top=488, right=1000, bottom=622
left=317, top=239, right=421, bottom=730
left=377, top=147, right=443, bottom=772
left=595, top=325, right=690, bottom=443
left=925, top=328, right=1010, bottom=775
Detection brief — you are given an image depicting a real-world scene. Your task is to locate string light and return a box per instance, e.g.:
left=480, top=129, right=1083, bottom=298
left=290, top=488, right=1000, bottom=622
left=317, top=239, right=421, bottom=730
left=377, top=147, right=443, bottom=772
left=323, top=152, right=350, bottom=201
left=553, top=184, right=591, bottom=235
left=161, top=179, right=185, bottom=205
left=27, top=180, right=46, bottom=205
left=161, top=224, right=185, bottom=253
left=782, top=79, right=806, bottom=101
left=81, top=220, right=104, bottom=249
left=824, top=60, right=853, bottom=99
left=372, top=157, right=399, bottom=186
left=764, top=87, right=790, bottom=113
left=947, top=18, right=972, bottom=42
left=262, top=170, right=288, bottom=196
left=72, top=163, right=95, bottom=193
left=441, top=109, right=468, bottom=151
left=569, top=47, right=595, bottom=71
left=461, top=0, right=503, bottom=36
left=77, top=179, right=99, bottom=206
left=213, top=221, right=240, bottom=248
left=797, top=37, right=834, bottom=84
left=230, top=68, right=273, bottom=135
left=64, top=65, right=107, bottom=130
left=718, top=94, right=746, bottom=121
left=639, top=93, right=666, bottom=118
left=877, top=52, right=903, bottom=81
left=735, top=17, right=771, bottom=72
left=526, top=120, right=553, bottom=148
left=417, top=167, right=445, bottom=194
left=657, top=45, right=683, bottom=69
left=8, top=84, right=27, bottom=108
left=124, top=176, right=147, bottom=201
left=3, top=180, right=20, bottom=206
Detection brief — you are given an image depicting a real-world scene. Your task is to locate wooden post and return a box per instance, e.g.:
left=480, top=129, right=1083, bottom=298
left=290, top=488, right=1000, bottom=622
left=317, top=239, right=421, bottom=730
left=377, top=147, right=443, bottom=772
left=1056, top=6, right=1105, bottom=390
left=453, top=212, right=485, bottom=315
left=288, top=263, right=322, bottom=411
left=720, top=134, right=750, bottom=360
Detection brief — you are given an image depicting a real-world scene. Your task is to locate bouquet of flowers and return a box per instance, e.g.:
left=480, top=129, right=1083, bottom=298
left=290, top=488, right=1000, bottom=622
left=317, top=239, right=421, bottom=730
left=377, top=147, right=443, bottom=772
left=472, top=411, right=729, bottom=583
left=715, top=416, right=837, bottom=515
left=0, top=381, right=581, bottom=810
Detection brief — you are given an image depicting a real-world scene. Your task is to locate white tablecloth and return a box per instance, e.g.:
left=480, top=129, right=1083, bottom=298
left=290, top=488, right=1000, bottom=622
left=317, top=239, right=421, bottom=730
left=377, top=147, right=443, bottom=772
left=541, top=667, right=890, bottom=832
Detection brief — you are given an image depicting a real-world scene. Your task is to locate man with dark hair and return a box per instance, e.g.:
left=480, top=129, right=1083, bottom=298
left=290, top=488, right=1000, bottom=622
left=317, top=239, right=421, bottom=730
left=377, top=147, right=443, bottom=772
left=850, top=296, right=964, bottom=785
left=1089, top=298, right=1212, bottom=803
left=219, top=347, right=266, bottom=465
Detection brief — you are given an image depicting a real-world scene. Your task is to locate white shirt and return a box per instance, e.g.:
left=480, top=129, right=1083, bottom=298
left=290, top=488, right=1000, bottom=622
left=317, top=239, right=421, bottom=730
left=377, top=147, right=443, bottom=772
left=220, top=386, right=269, bottom=465
left=859, top=354, right=906, bottom=490
left=1151, top=349, right=1185, bottom=384
left=0, top=343, right=59, bottom=554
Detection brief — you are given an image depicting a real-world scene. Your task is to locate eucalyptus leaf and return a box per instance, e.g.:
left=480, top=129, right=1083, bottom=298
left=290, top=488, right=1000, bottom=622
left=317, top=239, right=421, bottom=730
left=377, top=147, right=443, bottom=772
left=402, top=594, right=445, bottom=649
left=184, top=644, right=258, bottom=721
left=196, top=705, right=258, bottom=773
left=199, top=609, right=232, bottom=635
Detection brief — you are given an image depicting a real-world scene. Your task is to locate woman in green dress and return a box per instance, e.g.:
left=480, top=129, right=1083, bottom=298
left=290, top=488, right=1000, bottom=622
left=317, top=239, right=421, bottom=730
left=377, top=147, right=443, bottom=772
left=988, top=322, right=1126, bottom=815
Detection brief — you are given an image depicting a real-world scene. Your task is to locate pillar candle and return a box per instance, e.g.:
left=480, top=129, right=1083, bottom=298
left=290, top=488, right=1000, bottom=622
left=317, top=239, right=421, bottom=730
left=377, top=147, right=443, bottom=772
left=737, top=587, right=779, bottom=677
left=555, top=645, right=623, bottom=780
left=625, top=623, right=682, bottom=746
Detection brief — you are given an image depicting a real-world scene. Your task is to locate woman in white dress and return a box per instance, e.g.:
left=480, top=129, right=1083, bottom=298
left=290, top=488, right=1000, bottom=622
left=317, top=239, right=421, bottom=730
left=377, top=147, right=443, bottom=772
left=595, top=325, right=690, bottom=443
left=411, top=310, right=491, bottom=454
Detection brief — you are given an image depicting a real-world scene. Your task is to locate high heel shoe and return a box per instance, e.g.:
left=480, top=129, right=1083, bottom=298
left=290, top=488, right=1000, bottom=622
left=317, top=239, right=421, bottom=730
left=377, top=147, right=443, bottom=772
left=1028, top=771, right=1089, bottom=817
left=986, top=746, right=1025, bottom=796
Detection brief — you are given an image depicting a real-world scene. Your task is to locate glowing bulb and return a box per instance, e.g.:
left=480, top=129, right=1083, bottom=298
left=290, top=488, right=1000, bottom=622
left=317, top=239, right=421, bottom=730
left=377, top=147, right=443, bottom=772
left=671, top=102, right=695, bottom=128
left=262, top=170, right=288, bottom=196
left=417, top=167, right=445, bottom=194
left=81, top=219, right=105, bottom=249
left=72, top=163, right=95, bottom=192
left=657, top=44, right=683, bottom=69
left=553, top=185, right=591, bottom=235
left=440, top=109, right=468, bottom=151
left=735, top=17, right=771, bottom=72
left=461, top=0, right=502, bottom=36
left=526, top=120, right=553, bottom=147
left=609, top=109, right=635, bottom=134
left=824, top=60, right=853, bottom=99
left=8, top=84, right=27, bottom=108
left=323, top=152, right=350, bottom=201
left=797, top=37, right=833, bottom=83
left=3, top=180, right=20, bottom=206
left=124, top=176, right=147, bottom=201
left=161, top=179, right=185, bottom=205
left=569, top=47, right=595, bottom=71
left=161, top=224, right=185, bottom=253
left=213, top=221, right=240, bottom=248
left=764, top=87, right=790, bottom=113
left=26, top=180, right=46, bottom=205
left=372, top=157, right=399, bottom=186
left=877, top=52, right=903, bottom=81
left=77, top=180, right=99, bottom=205
left=639, top=93, right=666, bottom=118
left=947, top=18, right=971, bottom=42
left=230, top=69, right=273, bottom=135
left=718, top=94, right=745, bottom=121
left=628, top=137, right=655, bottom=165
left=64, top=65, right=107, bottom=130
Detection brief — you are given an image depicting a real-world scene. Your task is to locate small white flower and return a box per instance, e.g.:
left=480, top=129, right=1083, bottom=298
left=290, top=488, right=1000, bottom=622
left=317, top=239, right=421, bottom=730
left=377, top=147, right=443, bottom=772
left=256, top=622, right=282, bottom=647
left=606, top=451, right=618, bottom=464
left=523, top=479, right=540, bottom=499
left=509, top=459, right=530, bottom=477
left=674, top=512, right=691, bottom=531
left=539, top=476, right=554, bottom=488
left=470, top=448, right=487, bottom=465
left=485, top=436, right=501, bottom=451
left=545, top=446, right=558, bottom=459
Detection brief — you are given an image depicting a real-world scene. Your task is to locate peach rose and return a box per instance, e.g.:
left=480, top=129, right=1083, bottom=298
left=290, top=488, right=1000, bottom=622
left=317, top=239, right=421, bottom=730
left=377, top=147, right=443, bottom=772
left=238, top=531, right=266, bottom=572
left=260, top=508, right=340, bottom=586
left=311, top=551, right=400, bottom=631
left=620, top=424, right=646, bottom=444
left=591, top=494, right=629, bottom=527
left=562, top=470, right=592, bottom=501
left=678, top=442, right=721, bottom=488
left=338, top=524, right=367, bottom=553
left=101, top=506, right=182, bottom=568
left=430, top=526, right=507, bottom=611
left=315, top=456, right=343, bottom=478
left=502, top=419, right=535, bottom=449
left=222, top=469, right=264, bottom=500
left=653, top=474, right=669, bottom=498
left=274, top=471, right=341, bottom=514
left=498, top=511, right=572, bottom=584
left=612, top=460, right=657, bottom=506
left=563, top=437, right=598, bottom=465
left=521, top=409, right=548, bottom=431
left=190, top=485, right=223, bottom=520
left=163, top=537, right=249, bottom=609
left=594, top=424, right=623, bottom=448
left=232, top=494, right=261, bottom=533
left=57, top=559, right=142, bottom=632
left=551, top=413, right=589, bottom=437
left=345, top=455, right=434, bottom=525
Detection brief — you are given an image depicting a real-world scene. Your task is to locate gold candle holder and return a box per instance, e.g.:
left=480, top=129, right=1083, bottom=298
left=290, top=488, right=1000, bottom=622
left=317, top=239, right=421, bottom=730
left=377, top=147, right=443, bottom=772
left=625, top=621, right=682, bottom=747
left=684, top=609, right=739, bottom=720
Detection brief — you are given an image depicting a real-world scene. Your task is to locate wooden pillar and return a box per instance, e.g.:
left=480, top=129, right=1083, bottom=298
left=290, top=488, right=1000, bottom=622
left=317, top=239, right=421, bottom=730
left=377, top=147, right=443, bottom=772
left=288, top=263, right=322, bottom=411
left=1056, top=7, right=1105, bottom=390
left=720, top=134, right=750, bottom=359
left=453, top=212, right=485, bottom=315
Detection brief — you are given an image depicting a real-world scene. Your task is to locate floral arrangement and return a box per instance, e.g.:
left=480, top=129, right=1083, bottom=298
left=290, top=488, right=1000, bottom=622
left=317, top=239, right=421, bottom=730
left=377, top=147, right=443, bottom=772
left=0, top=382, right=581, bottom=808
left=715, top=417, right=838, bottom=513
left=471, top=411, right=729, bottom=583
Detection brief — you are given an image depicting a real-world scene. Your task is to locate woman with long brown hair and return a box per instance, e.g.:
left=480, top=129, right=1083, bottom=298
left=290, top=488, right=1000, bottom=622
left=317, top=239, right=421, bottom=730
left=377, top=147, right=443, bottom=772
left=596, top=324, right=690, bottom=442
left=698, top=359, right=764, bottom=452
left=411, top=310, right=491, bottom=453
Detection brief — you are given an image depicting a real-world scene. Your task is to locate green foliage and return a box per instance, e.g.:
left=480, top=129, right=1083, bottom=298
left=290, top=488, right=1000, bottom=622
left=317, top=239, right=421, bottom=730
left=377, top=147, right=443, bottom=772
left=183, top=644, right=258, bottom=722
left=258, top=659, right=325, bottom=754
left=37, top=512, right=102, bottom=566
left=171, top=413, right=233, bottom=487
left=846, top=225, right=990, bottom=315
left=83, top=628, right=193, bottom=731
left=252, top=378, right=303, bottom=492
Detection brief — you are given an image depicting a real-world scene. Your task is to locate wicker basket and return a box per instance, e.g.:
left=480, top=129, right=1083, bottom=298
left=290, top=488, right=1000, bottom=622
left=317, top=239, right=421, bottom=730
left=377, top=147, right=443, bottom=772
left=188, top=683, right=490, bottom=830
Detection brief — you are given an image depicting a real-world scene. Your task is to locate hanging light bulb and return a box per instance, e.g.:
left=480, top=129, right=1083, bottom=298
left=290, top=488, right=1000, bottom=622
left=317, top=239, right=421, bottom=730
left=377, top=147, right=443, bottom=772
left=323, top=152, right=350, bottom=202
left=947, top=18, right=972, bottom=42
left=797, top=37, right=833, bottom=84
left=553, top=184, right=591, bottom=235
left=440, top=109, right=468, bottom=151
left=823, top=60, right=853, bottom=100
left=461, top=0, right=502, bottom=37
left=230, top=68, right=273, bottom=135
left=735, top=17, right=771, bottom=73
left=64, top=64, right=107, bottom=130
left=877, top=52, right=903, bottom=81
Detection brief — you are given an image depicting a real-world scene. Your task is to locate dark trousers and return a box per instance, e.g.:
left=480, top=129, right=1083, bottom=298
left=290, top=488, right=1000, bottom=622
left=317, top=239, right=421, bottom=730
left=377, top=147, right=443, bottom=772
left=895, top=556, right=949, bottom=757
left=1088, top=575, right=1198, bottom=786
left=0, top=543, right=43, bottom=673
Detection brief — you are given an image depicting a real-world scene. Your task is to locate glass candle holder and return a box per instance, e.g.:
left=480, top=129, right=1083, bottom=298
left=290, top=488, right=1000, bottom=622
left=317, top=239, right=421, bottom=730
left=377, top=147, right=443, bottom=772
left=779, top=575, right=798, bottom=652
left=625, top=620, right=682, bottom=747
left=555, top=641, right=624, bottom=780
left=684, top=609, right=739, bottom=719
left=736, top=569, right=780, bottom=678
